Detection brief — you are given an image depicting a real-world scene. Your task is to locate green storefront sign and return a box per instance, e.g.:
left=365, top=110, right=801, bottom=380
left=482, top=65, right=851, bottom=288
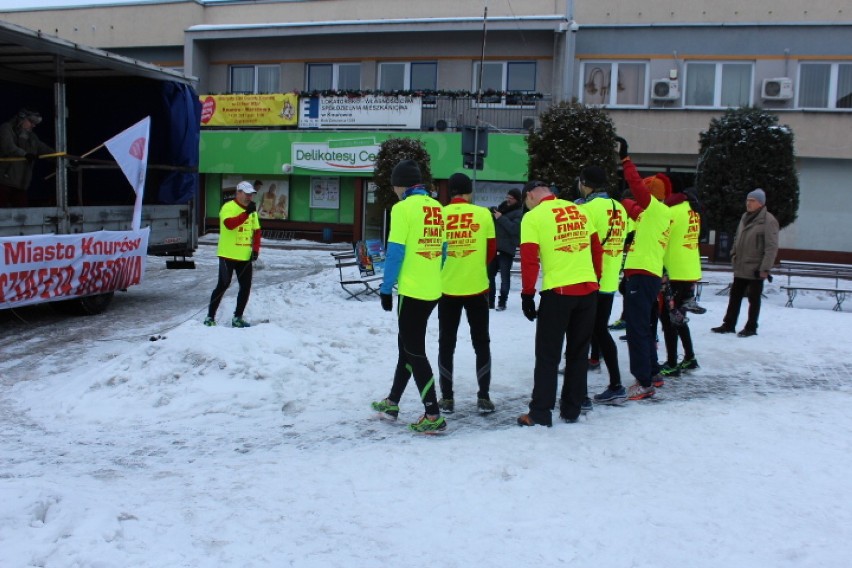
left=200, top=130, right=531, bottom=223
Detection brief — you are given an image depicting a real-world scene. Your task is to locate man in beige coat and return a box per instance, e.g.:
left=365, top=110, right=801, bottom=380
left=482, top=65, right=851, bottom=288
left=712, top=188, right=779, bottom=337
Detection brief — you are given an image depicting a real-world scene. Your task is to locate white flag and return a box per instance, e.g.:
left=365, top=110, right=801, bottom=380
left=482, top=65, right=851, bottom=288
left=104, top=116, right=150, bottom=231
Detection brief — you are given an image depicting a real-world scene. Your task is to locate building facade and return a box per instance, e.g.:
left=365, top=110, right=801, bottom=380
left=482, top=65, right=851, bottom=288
left=3, top=0, right=850, bottom=259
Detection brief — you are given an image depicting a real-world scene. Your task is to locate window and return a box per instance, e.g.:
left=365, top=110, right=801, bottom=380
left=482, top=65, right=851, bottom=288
left=306, top=63, right=361, bottom=91
left=798, top=63, right=852, bottom=109
left=685, top=62, right=753, bottom=108
left=229, top=65, right=280, bottom=94
left=472, top=61, right=536, bottom=106
left=581, top=62, right=648, bottom=107
left=378, top=62, right=437, bottom=92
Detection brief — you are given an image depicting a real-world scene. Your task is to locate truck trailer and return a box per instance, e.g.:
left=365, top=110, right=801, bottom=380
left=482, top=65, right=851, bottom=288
left=0, top=20, right=201, bottom=314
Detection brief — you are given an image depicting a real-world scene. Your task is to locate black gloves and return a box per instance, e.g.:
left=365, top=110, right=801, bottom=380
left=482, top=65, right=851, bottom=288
left=615, top=137, right=628, bottom=160
left=521, top=293, right=537, bottom=322
left=684, top=188, right=703, bottom=213
left=245, top=201, right=257, bottom=215
left=380, top=293, right=393, bottom=312
left=25, top=153, right=37, bottom=162
left=250, top=251, right=259, bottom=262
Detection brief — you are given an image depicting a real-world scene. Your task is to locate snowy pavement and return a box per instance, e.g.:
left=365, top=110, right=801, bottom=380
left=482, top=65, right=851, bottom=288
left=1, top=243, right=850, bottom=567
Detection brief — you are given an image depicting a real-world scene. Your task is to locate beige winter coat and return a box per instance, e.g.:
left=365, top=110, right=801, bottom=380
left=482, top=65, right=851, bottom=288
left=730, top=206, right=779, bottom=279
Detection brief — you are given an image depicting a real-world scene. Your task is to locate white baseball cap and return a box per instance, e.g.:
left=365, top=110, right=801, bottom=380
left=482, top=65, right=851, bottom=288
left=236, top=181, right=257, bottom=194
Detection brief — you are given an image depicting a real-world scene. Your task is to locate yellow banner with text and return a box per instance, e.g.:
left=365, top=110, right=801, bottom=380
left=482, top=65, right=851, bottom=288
left=199, top=93, right=299, bottom=126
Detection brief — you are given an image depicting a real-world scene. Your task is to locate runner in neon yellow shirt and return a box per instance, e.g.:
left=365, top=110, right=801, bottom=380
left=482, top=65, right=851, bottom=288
left=437, top=173, right=496, bottom=414
left=205, top=180, right=261, bottom=328
left=517, top=181, right=603, bottom=427
left=658, top=185, right=704, bottom=378
left=618, top=137, right=673, bottom=400
left=574, top=166, right=628, bottom=405
left=372, top=159, right=447, bottom=433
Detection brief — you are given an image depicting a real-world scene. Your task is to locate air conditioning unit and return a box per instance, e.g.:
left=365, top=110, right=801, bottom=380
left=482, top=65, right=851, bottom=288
left=761, top=77, right=794, bottom=100
left=652, top=79, right=680, bottom=101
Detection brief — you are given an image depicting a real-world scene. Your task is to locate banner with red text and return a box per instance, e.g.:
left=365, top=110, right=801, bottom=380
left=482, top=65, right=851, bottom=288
left=0, top=228, right=150, bottom=308
left=199, top=94, right=299, bottom=126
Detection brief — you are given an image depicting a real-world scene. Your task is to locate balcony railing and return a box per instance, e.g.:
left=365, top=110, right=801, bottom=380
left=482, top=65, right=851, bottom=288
left=420, top=95, right=553, bottom=133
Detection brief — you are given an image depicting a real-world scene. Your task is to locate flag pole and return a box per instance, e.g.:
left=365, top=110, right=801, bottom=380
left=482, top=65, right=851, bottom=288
left=0, top=151, right=67, bottom=162
left=44, top=143, right=104, bottom=180
left=472, top=0, right=488, bottom=192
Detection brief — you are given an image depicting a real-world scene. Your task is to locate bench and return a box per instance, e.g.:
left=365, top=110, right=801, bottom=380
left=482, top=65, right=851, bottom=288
left=691, top=280, right=708, bottom=300
left=262, top=229, right=295, bottom=241
left=776, top=261, right=852, bottom=311
left=779, top=260, right=852, bottom=289
left=331, top=251, right=381, bottom=301
left=331, top=240, right=386, bottom=301
left=780, top=286, right=851, bottom=312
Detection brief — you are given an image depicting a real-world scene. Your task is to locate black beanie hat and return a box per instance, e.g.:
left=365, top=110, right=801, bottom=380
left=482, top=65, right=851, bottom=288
left=391, top=159, right=422, bottom=188
left=521, top=180, right=547, bottom=201
left=448, top=173, right=473, bottom=196
left=580, top=166, right=607, bottom=190
left=507, top=188, right=522, bottom=201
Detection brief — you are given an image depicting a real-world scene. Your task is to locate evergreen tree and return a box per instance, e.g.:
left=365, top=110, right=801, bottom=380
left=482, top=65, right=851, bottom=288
left=526, top=101, right=619, bottom=199
left=697, top=107, right=799, bottom=235
left=373, top=137, right=433, bottom=210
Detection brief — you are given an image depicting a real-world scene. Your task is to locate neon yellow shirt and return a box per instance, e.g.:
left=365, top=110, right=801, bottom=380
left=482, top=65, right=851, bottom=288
left=581, top=196, right=627, bottom=293
left=387, top=193, right=444, bottom=300
left=521, top=197, right=598, bottom=290
left=664, top=201, right=702, bottom=281
left=217, top=200, right=259, bottom=261
left=624, top=197, right=672, bottom=276
left=442, top=200, right=495, bottom=295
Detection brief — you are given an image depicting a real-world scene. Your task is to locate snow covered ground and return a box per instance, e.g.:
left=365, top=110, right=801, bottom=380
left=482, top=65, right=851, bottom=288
left=1, top=241, right=850, bottom=567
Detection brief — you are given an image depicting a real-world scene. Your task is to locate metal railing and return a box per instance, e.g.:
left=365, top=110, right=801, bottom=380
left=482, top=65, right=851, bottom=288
left=419, top=95, right=553, bottom=133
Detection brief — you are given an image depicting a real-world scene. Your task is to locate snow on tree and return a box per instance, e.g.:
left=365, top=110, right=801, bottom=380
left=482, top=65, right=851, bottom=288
left=526, top=102, right=619, bottom=199
left=697, top=107, right=799, bottom=233
left=373, top=138, right=433, bottom=210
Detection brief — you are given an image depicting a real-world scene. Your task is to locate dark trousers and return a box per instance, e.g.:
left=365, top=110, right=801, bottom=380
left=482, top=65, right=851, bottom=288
left=661, top=281, right=696, bottom=365
left=590, top=293, right=621, bottom=388
left=529, top=291, right=596, bottom=424
left=387, top=296, right=440, bottom=415
left=625, top=274, right=661, bottom=387
left=488, top=251, right=514, bottom=305
left=724, top=277, right=764, bottom=332
left=208, top=257, right=253, bottom=319
left=438, top=293, right=491, bottom=400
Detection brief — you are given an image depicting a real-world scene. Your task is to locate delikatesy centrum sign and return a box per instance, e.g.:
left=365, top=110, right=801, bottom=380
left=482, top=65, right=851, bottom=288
left=292, top=138, right=380, bottom=172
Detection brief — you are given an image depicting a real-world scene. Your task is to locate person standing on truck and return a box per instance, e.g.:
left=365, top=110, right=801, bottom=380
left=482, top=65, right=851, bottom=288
left=204, top=180, right=261, bottom=328
left=0, top=108, right=55, bottom=207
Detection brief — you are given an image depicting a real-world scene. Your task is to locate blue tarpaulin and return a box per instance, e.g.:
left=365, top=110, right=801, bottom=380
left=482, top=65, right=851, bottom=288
left=158, top=82, right=202, bottom=204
